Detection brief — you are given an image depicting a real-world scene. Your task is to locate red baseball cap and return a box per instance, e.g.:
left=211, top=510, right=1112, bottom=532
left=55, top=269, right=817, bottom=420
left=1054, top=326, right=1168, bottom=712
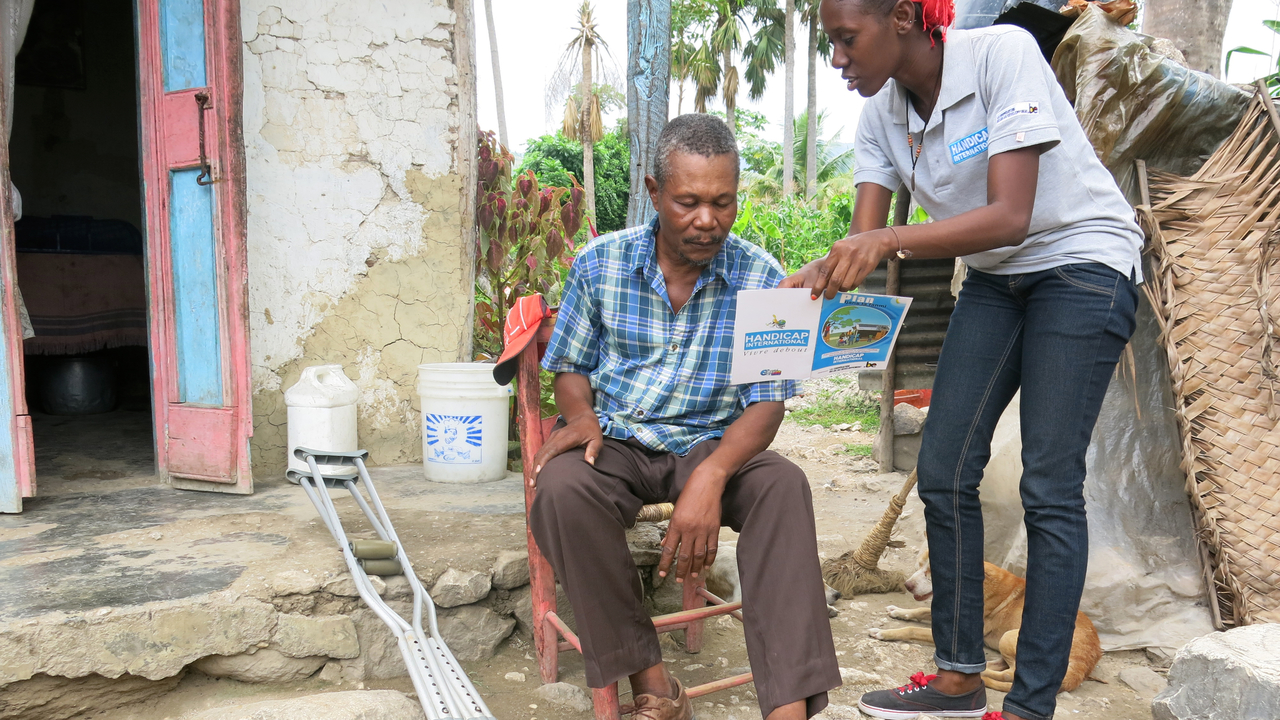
left=493, top=294, right=555, bottom=386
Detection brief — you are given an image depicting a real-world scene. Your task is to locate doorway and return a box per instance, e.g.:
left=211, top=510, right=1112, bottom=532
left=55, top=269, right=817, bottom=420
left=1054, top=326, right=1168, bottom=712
left=9, top=0, right=154, bottom=493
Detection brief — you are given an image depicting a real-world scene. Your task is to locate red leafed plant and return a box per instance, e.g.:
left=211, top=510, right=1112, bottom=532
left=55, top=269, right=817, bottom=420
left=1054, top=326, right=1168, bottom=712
left=474, top=129, right=586, bottom=359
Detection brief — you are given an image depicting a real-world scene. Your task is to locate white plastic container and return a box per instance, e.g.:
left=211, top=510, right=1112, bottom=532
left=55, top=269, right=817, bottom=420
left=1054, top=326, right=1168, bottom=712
left=417, top=363, right=513, bottom=483
left=285, top=365, right=360, bottom=476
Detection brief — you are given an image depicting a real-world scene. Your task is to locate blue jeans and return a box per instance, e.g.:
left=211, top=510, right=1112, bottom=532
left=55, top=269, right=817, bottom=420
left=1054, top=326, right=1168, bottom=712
left=917, top=263, right=1138, bottom=720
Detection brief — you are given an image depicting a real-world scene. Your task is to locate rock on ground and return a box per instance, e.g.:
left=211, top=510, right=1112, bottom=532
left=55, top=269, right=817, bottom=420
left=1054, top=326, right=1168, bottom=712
left=430, top=568, right=492, bottom=608
left=627, top=523, right=664, bottom=566
left=193, top=649, right=327, bottom=684
left=340, top=602, right=414, bottom=681
left=437, top=605, right=516, bottom=662
left=1118, top=666, right=1167, bottom=698
left=535, top=681, right=593, bottom=713
left=322, top=572, right=386, bottom=598
left=1153, top=624, right=1280, bottom=720
left=892, top=403, right=927, bottom=436
left=514, top=584, right=574, bottom=636
left=189, top=690, right=427, bottom=720
left=491, top=550, right=530, bottom=590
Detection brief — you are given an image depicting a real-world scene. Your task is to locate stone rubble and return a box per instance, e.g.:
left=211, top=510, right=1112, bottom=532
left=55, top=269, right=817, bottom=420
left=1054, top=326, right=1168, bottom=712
left=491, top=550, right=531, bottom=590
left=437, top=605, right=517, bottom=663
left=534, top=681, right=594, bottom=713
left=892, top=403, right=927, bottom=436
left=1152, top=624, right=1280, bottom=720
left=1117, top=665, right=1168, bottom=698
left=193, top=648, right=327, bottom=684
left=429, top=568, right=492, bottom=608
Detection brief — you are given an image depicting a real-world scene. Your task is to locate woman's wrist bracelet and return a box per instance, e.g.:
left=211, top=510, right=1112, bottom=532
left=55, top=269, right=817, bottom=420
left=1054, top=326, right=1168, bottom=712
left=887, top=225, right=913, bottom=259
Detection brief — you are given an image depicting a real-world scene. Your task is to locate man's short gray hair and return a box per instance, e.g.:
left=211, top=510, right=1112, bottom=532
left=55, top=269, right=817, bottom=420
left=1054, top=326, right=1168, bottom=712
left=653, top=114, right=740, bottom=189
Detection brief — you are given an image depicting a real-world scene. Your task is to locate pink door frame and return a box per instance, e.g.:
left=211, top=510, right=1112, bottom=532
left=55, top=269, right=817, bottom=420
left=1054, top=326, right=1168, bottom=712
left=0, top=86, right=35, bottom=504
left=137, top=0, right=252, bottom=492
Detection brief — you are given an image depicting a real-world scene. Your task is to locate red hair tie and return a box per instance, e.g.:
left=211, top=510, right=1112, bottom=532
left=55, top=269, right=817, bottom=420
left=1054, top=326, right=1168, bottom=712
left=920, top=0, right=955, bottom=45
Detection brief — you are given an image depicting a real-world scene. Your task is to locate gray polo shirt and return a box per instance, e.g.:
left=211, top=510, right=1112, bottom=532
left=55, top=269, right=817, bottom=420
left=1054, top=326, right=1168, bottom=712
left=853, top=26, right=1143, bottom=281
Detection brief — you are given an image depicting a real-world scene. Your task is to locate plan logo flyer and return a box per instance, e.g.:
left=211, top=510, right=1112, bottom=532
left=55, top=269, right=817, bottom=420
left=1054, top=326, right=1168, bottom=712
left=730, top=288, right=912, bottom=384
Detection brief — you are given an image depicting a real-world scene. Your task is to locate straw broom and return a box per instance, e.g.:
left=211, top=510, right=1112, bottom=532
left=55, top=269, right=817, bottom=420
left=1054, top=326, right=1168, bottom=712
left=822, top=470, right=917, bottom=597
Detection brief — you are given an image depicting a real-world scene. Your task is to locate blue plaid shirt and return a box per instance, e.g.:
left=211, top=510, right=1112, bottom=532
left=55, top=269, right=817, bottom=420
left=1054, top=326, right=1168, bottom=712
left=542, top=217, right=801, bottom=455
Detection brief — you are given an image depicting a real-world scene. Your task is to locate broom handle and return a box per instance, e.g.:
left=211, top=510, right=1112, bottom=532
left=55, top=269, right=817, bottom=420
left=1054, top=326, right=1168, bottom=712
left=852, top=470, right=919, bottom=571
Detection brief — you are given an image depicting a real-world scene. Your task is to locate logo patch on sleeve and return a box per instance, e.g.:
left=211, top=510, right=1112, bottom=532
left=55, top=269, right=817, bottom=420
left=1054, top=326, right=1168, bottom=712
left=949, top=128, right=989, bottom=165
left=996, top=102, right=1041, bottom=125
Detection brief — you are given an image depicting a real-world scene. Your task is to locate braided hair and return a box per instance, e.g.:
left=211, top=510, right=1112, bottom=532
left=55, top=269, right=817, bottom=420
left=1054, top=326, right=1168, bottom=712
left=851, top=0, right=956, bottom=43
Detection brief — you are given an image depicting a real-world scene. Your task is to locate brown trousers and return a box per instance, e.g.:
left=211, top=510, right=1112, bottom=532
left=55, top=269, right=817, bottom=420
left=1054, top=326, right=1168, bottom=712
left=529, top=433, right=841, bottom=719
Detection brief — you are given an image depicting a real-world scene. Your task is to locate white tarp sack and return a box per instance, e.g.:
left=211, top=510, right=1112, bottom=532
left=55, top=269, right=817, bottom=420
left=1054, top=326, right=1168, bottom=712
left=977, top=289, right=1214, bottom=653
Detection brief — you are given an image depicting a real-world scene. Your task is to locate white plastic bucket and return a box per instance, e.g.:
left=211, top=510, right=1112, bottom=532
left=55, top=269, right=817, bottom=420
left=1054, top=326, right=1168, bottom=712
left=417, top=363, right=513, bottom=483
left=285, top=365, right=360, bottom=476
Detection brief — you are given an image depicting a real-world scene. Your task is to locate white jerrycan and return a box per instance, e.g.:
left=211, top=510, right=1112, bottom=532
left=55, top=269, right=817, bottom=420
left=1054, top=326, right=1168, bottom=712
left=285, top=365, right=360, bottom=476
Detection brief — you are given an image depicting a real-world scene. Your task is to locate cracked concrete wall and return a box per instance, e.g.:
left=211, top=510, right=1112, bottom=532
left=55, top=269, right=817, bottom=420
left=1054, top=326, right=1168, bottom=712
left=241, top=0, right=477, bottom=477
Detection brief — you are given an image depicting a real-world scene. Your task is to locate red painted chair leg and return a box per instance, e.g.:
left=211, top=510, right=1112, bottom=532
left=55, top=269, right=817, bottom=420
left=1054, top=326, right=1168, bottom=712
left=592, top=684, right=622, bottom=720
left=519, top=341, right=561, bottom=685
left=528, top=536, right=559, bottom=684
left=682, top=577, right=707, bottom=653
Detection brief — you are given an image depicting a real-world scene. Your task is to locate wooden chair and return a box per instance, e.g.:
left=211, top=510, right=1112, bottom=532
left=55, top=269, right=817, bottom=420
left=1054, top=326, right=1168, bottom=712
left=517, top=315, right=754, bottom=719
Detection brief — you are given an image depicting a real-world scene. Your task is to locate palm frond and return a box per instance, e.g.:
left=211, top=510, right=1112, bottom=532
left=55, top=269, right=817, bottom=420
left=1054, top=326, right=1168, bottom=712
left=588, top=94, right=604, bottom=142
left=742, top=6, right=784, bottom=101
left=723, top=64, right=739, bottom=105
left=562, top=96, right=580, bottom=139
left=545, top=0, right=621, bottom=129
left=690, top=40, right=722, bottom=112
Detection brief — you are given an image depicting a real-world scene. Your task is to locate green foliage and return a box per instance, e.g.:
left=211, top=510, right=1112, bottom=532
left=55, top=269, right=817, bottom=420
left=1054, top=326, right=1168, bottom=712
left=733, top=194, right=853, bottom=272
left=788, top=388, right=881, bottom=431
left=518, top=123, right=631, bottom=234
left=474, top=130, right=586, bottom=359
left=739, top=110, right=856, bottom=207
left=1227, top=19, right=1280, bottom=95
left=843, top=443, right=875, bottom=458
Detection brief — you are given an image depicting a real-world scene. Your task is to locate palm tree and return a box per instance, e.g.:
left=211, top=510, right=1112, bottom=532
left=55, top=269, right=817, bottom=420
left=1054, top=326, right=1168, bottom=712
left=778, top=0, right=788, bottom=193
left=799, top=0, right=831, bottom=199
left=482, top=0, right=509, bottom=148
left=692, top=0, right=752, bottom=135
left=672, top=0, right=713, bottom=115
left=741, top=0, right=804, bottom=196
left=782, top=0, right=795, bottom=196
left=740, top=110, right=855, bottom=206
left=549, top=1, right=614, bottom=219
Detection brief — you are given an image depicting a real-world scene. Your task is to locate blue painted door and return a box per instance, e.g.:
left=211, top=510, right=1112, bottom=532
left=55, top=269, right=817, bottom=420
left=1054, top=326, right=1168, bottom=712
left=139, top=0, right=252, bottom=493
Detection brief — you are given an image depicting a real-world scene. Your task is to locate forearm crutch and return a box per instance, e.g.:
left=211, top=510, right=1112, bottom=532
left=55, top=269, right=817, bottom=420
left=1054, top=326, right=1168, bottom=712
left=289, top=448, right=496, bottom=720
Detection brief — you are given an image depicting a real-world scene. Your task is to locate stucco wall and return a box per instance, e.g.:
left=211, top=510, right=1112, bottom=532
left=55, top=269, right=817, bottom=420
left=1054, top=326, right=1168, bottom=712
left=241, top=0, right=476, bottom=477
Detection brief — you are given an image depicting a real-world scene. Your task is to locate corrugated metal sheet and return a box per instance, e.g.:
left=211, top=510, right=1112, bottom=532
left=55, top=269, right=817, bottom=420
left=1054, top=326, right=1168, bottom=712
left=859, top=258, right=957, bottom=391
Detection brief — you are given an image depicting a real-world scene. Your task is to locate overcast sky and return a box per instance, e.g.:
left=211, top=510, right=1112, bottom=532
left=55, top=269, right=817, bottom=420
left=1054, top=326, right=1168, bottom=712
left=474, top=1, right=1280, bottom=154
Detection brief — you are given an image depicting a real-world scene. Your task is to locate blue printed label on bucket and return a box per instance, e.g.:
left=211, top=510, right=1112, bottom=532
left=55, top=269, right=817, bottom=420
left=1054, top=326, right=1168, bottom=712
left=425, top=414, right=483, bottom=464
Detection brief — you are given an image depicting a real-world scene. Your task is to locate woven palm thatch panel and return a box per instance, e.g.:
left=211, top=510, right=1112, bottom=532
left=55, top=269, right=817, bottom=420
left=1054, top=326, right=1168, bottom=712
left=1143, top=93, right=1280, bottom=627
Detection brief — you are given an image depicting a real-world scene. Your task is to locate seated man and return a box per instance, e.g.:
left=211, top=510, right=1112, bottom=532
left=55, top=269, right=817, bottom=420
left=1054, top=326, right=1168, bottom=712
left=530, top=114, right=840, bottom=720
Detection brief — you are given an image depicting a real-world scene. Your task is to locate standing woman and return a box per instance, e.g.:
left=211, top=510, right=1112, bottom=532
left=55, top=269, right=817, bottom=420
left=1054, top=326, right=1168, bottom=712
left=782, top=1, right=1142, bottom=720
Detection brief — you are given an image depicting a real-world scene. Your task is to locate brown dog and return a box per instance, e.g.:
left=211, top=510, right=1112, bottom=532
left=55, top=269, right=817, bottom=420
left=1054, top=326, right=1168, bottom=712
left=869, top=550, right=1102, bottom=693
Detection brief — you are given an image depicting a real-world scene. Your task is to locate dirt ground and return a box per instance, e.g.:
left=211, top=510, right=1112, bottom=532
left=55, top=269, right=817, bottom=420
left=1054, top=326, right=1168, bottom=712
left=454, top=421, right=1161, bottom=720
left=106, top=415, right=1163, bottom=720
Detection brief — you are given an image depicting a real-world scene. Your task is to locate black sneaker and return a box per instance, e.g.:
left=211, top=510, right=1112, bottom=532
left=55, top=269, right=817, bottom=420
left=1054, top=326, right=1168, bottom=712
left=857, top=672, right=988, bottom=719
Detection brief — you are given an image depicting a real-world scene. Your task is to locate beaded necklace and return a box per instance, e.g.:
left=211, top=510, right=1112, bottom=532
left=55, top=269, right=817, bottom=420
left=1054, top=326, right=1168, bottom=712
left=905, top=45, right=945, bottom=194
